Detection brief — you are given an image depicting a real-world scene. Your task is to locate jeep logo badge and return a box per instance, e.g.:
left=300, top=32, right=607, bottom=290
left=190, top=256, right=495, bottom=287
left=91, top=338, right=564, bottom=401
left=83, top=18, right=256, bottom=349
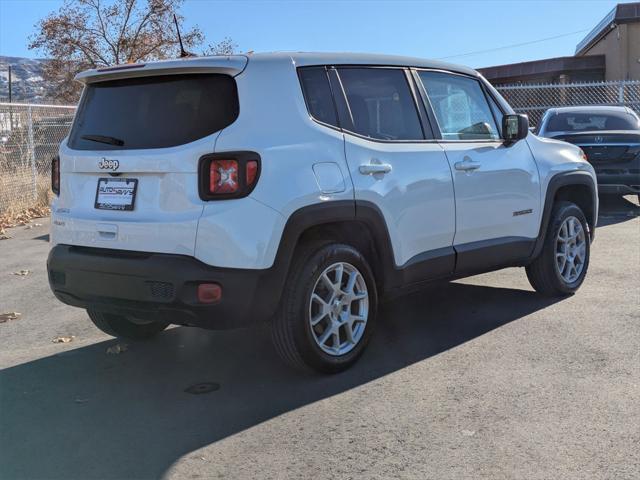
left=98, top=158, right=120, bottom=171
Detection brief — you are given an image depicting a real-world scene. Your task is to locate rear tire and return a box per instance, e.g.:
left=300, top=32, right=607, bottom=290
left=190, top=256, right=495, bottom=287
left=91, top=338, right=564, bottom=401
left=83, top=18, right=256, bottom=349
left=272, top=241, right=377, bottom=374
left=526, top=201, right=590, bottom=296
left=87, top=310, right=169, bottom=340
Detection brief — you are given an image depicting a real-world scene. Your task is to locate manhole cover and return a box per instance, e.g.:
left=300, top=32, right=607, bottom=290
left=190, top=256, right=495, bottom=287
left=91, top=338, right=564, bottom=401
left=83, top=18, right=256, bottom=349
left=184, top=382, right=220, bottom=395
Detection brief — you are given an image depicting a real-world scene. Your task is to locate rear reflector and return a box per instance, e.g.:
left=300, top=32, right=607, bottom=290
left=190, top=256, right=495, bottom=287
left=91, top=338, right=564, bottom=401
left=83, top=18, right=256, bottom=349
left=197, top=283, right=222, bottom=303
left=210, top=160, right=239, bottom=194
left=246, top=160, right=258, bottom=186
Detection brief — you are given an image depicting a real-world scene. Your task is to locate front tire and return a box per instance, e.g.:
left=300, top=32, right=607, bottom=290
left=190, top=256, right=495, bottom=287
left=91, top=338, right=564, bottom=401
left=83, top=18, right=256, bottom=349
left=526, top=201, right=590, bottom=296
left=272, top=242, right=378, bottom=373
left=87, top=310, right=169, bottom=340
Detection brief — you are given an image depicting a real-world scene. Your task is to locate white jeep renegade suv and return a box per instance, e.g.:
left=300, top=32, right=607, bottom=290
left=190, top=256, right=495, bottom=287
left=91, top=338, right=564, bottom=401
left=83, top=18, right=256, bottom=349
left=48, top=52, right=598, bottom=373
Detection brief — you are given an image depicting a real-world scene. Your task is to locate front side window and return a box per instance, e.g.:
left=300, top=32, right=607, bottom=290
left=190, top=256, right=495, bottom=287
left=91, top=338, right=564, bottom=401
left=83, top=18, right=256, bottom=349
left=419, top=71, right=500, bottom=141
left=337, top=68, right=424, bottom=141
left=298, top=67, right=339, bottom=128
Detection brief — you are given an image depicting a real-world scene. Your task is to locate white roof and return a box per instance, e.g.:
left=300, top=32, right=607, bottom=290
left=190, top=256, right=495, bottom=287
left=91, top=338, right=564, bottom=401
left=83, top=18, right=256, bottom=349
left=253, top=51, right=479, bottom=76
left=75, top=51, right=480, bottom=84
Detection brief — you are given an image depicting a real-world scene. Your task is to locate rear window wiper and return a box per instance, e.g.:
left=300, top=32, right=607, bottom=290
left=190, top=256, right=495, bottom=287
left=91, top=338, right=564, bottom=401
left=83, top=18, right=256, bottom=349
left=81, top=134, right=125, bottom=147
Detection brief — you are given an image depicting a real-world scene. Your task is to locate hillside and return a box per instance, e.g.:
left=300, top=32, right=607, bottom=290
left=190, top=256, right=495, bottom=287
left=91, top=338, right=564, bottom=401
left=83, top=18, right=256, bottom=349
left=0, top=56, right=52, bottom=104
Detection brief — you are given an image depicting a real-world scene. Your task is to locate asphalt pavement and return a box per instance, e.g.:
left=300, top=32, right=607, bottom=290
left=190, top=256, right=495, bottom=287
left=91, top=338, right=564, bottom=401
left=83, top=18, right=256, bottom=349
left=0, top=196, right=638, bottom=480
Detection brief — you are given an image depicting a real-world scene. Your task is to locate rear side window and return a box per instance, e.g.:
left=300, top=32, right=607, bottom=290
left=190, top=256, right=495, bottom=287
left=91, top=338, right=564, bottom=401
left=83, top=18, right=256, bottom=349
left=298, top=67, right=339, bottom=128
left=419, top=71, right=500, bottom=141
left=69, top=74, right=238, bottom=150
left=337, top=68, right=424, bottom=141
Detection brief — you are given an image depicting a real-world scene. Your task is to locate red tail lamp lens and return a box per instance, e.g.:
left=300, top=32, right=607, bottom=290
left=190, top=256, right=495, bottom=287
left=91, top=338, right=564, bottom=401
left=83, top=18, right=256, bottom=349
left=52, top=156, right=60, bottom=195
left=209, top=160, right=239, bottom=194
left=197, top=283, right=222, bottom=304
left=246, top=160, right=258, bottom=186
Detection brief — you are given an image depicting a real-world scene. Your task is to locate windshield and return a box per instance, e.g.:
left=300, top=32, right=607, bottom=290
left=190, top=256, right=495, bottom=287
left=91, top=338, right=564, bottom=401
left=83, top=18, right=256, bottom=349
left=68, top=73, right=238, bottom=150
left=544, top=111, right=639, bottom=133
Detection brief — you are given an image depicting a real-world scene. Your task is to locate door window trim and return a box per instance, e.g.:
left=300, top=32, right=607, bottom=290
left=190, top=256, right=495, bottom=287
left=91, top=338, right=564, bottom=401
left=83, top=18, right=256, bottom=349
left=413, top=68, right=505, bottom=144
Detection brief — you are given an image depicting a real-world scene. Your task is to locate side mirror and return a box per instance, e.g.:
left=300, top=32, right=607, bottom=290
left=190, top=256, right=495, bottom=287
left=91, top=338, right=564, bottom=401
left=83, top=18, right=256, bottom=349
left=502, top=114, right=529, bottom=144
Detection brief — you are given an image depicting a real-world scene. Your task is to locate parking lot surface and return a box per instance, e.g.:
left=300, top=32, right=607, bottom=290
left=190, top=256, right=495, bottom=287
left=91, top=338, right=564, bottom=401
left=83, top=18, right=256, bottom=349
left=1, top=196, right=638, bottom=480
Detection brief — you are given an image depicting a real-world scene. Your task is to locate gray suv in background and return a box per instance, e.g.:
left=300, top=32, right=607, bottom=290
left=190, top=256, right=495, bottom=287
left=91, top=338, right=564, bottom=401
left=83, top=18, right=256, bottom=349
left=538, top=106, right=640, bottom=200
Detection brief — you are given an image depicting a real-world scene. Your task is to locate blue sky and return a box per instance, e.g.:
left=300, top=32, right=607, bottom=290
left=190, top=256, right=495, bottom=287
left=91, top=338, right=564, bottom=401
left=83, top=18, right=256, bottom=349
left=0, top=0, right=629, bottom=68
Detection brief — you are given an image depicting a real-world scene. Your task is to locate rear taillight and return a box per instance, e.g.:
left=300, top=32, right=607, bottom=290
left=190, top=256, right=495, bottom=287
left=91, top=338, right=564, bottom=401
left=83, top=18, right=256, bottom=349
left=51, top=156, right=60, bottom=196
left=209, top=160, right=239, bottom=194
left=199, top=152, right=261, bottom=200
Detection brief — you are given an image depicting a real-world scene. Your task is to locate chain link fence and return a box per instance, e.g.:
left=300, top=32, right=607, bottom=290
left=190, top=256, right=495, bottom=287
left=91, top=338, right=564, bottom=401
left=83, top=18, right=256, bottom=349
left=0, top=102, right=76, bottom=214
left=496, top=80, right=640, bottom=128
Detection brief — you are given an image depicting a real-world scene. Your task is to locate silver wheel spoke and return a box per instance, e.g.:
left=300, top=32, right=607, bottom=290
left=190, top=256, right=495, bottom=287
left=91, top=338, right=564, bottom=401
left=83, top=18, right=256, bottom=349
left=317, top=325, right=334, bottom=346
left=343, top=319, right=356, bottom=345
left=345, top=271, right=358, bottom=294
left=353, top=291, right=368, bottom=300
left=334, top=264, right=344, bottom=290
left=321, top=273, right=337, bottom=293
left=331, top=330, right=341, bottom=351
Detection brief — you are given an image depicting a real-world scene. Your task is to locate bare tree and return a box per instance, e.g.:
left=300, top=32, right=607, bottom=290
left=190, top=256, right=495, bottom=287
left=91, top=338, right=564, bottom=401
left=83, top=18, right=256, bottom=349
left=204, top=37, right=238, bottom=56
left=29, top=0, right=235, bottom=103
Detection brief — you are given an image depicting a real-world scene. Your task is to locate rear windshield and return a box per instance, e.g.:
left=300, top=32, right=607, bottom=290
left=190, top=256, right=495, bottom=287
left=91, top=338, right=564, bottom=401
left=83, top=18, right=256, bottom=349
left=545, top=111, right=639, bottom=133
left=68, top=73, right=238, bottom=150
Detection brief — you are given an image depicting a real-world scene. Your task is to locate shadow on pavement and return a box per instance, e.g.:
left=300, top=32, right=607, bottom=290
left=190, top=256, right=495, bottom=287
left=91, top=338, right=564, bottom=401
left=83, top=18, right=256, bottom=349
left=597, top=194, right=639, bottom=227
left=0, top=282, right=560, bottom=479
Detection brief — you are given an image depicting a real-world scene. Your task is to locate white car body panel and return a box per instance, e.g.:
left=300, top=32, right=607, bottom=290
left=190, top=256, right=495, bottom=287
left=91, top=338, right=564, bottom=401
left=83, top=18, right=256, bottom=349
left=51, top=132, right=221, bottom=256
left=526, top=134, right=599, bottom=225
left=440, top=138, right=541, bottom=245
left=342, top=137, right=455, bottom=266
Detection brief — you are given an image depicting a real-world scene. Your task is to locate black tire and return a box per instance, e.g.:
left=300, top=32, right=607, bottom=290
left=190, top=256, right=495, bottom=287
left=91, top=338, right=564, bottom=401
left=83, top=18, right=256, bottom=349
left=87, top=310, right=169, bottom=340
left=526, top=201, right=590, bottom=296
left=272, top=241, right=378, bottom=374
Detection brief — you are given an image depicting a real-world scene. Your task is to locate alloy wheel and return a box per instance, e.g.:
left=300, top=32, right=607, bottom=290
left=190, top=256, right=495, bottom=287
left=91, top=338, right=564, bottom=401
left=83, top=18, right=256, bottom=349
left=555, top=216, right=587, bottom=284
left=308, top=262, right=369, bottom=356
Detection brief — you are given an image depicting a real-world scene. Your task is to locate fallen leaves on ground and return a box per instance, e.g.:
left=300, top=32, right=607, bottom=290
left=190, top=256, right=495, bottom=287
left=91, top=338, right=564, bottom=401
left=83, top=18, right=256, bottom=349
left=12, top=270, right=31, bottom=276
left=0, top=229, right=11, bottom=240
left=52, top=335, right=75, bottom=343
left=0, top=206, right=50, bottom=231
left=0, top=312, right=22, bottom=323
left=106, top=343, right=128, bottom=355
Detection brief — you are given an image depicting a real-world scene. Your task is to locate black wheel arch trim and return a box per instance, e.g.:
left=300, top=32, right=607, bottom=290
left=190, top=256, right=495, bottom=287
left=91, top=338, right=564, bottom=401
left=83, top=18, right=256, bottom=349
left=531, top=170, right=597, bottom=260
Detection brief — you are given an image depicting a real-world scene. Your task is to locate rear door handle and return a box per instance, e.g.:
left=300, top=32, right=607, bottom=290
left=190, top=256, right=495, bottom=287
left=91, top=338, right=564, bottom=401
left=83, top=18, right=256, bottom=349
left=454, top=160, right=481, bottom=171
left=359, top=163, right=392, bottom=175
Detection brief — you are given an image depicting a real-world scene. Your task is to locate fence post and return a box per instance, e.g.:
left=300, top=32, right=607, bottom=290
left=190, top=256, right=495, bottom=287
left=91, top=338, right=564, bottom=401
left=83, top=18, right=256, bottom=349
left=618, top=82, right=624, bottom=105
left=26, top=105, right=37, bottom=202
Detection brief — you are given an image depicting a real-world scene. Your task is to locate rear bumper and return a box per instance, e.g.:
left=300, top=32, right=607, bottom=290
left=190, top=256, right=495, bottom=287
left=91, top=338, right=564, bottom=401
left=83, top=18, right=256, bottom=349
left=594, top=158, right=640, bottom=195
left=47, top=245, right=282, bottom=330
left=597, top=183, right=640, bottom=195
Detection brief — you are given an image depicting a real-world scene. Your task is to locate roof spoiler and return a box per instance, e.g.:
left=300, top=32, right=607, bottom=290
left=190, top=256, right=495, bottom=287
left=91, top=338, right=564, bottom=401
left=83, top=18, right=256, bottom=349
left=75, top=55, right=248, bottom=84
